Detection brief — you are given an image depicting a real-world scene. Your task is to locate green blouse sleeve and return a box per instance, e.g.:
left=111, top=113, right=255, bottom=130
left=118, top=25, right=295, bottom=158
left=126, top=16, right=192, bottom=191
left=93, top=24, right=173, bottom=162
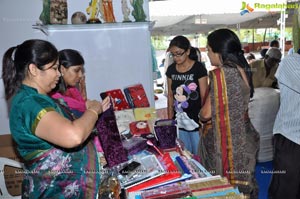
left=10, top=92, right=58, bottom=159
left=21, top=95, right=56, bottom=135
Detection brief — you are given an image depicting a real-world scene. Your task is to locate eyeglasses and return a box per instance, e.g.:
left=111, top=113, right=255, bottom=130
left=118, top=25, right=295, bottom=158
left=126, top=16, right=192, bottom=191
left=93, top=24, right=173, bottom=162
left=170, top=50, right=186, bottom=58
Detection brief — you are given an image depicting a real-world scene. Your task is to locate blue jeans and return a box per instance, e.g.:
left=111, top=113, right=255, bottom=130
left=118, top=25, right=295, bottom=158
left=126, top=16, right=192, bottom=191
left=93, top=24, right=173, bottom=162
left=178, top=129, right=200, bottom=155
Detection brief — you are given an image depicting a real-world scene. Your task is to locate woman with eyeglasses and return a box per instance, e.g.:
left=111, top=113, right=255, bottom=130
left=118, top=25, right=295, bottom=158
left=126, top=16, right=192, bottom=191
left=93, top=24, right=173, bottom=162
left=165, top=35, right=208, bottom=155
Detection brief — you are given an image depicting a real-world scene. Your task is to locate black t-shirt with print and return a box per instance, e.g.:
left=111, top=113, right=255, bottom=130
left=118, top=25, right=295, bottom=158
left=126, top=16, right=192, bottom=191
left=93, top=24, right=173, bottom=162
left=166, top=61, right=207, bottom=131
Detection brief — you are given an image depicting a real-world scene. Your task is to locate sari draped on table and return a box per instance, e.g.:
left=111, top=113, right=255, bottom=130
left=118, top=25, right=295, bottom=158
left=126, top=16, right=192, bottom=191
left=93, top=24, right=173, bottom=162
left=9, top=85, right=100, bottom=199
left=198, top=67, right=260, bottom=198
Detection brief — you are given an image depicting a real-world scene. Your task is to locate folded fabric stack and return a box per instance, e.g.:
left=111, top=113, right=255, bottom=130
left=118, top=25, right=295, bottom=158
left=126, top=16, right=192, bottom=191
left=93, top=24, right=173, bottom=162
left=139, top=175, right=245, bottom=199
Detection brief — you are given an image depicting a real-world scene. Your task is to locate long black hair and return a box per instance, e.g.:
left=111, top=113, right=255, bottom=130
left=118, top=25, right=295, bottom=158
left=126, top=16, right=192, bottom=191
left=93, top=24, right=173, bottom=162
left=2, top=39, right=58, bottom=100
left=169, top=35, right=190, bottom=50
left=207, top=29, right=254, bottom=97
left=59, top=49, right=85, bottom=68
left=53, top=49, right=85, bottom=94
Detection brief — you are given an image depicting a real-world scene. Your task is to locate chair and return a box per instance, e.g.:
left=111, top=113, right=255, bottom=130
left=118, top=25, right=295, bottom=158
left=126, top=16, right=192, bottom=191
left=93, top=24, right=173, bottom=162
left=0, top=157, right=23, bottom=199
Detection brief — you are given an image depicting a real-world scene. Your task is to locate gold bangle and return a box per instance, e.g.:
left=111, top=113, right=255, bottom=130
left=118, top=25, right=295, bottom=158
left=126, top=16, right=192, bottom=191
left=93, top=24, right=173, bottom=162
left=87, top=109, right=99, bottom=118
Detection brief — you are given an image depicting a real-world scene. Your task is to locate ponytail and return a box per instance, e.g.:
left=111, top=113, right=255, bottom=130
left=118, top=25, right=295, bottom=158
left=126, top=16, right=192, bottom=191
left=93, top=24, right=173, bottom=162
left=2, top=47, right=19, bottom=100
left=2, top=39, right=58, bottom=100
left=189, top=47, right=199, bottom=61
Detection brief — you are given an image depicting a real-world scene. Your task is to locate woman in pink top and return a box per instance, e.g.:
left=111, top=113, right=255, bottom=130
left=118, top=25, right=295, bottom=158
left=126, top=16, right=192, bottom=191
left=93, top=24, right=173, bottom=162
left=50, top=49, right=104, bottom=154
left=51, top=49, right=87, bottom=116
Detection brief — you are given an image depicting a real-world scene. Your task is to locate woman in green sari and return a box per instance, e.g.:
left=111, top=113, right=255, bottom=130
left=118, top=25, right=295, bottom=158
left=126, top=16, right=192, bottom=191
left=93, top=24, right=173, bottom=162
left=2, top=39, right=111, bottom=198
left=198, top=29, right=260, bottom=198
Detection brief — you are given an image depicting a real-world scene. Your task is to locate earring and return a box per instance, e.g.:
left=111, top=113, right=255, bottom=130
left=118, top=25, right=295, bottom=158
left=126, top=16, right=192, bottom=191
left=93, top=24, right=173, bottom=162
left=61, top=73, right=64, bottom=77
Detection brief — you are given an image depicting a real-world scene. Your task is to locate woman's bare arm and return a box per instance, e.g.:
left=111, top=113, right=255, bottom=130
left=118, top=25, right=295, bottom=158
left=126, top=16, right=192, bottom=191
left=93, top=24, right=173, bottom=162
left=35, top=97, right=111, bottom=148
left=198, top=76, right=208, bottom=105
left=199, top=91, right=211, bottom=122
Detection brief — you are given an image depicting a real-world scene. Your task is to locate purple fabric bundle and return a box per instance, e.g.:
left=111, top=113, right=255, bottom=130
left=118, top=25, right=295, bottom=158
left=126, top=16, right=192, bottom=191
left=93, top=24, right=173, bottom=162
left=154, top=119, right=177, bottom=149
left=96, top=104, right=128, bottom=168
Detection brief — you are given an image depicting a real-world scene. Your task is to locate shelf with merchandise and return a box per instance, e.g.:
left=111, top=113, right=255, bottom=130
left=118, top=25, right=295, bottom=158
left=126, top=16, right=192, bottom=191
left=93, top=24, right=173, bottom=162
left=32, top=21, right=154, bottom=36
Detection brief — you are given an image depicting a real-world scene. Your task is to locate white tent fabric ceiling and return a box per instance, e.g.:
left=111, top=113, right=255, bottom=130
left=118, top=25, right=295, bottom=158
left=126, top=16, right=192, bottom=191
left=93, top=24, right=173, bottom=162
left=149, top=0, right=294, bottom=36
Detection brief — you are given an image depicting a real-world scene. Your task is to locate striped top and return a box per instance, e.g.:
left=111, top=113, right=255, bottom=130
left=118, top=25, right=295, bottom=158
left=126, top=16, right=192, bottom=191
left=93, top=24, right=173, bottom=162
left=273, top=53, right=300, bottom=144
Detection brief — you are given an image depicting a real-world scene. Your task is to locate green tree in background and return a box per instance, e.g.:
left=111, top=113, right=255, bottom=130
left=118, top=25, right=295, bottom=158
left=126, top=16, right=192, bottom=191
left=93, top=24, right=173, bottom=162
left=151, top=36, right=169, bottom=50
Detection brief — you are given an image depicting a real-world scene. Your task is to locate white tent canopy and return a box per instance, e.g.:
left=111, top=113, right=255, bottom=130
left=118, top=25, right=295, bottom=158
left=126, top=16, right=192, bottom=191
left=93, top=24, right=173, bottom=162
left=149, top=0, right=291, bottom=35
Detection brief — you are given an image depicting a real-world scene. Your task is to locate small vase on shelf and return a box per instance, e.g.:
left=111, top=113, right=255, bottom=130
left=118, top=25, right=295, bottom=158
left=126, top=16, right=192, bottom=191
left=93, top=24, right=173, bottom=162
left=86, top=0, right=102, bottom=23
left=130, top=0, right=146, bottom=22
left=101, top=0, right=116, bottom=23
left=122, top=0, right=131, bottom=22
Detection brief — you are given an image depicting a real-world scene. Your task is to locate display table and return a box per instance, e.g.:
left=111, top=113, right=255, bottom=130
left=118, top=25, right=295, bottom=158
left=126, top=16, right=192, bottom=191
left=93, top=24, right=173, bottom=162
left=96, top=91, right=245, bottom=198
left=123, top=148, right=245, bottom=199
left=122, top=147, right=209, bottom=198
left=97, top=135, right=246, bottom=199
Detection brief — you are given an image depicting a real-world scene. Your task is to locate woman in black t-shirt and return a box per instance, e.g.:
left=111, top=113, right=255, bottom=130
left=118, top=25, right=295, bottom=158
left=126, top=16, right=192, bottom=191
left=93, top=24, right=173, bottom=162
left=166, top=36, right=208, bottom=155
